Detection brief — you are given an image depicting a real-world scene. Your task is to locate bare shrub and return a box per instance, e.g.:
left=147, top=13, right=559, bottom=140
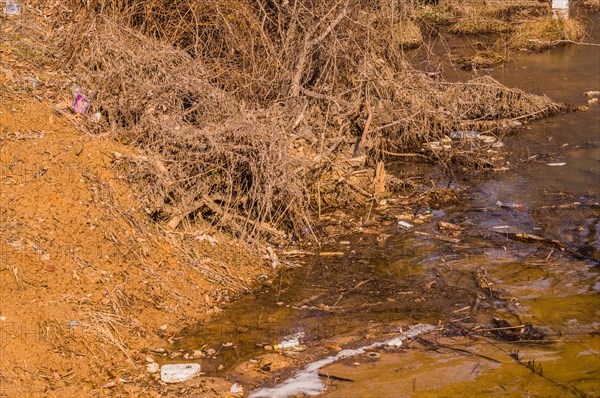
left=59, top=18, right=307, bottom=239
left=52, top=1, right=567, bottom=237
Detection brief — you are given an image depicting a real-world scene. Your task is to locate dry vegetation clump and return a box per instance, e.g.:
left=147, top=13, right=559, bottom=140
left=454, top=50, right=510, bottom=70
left=439, top=0, right=549, bottom=35
left=510, top=17, right=587, bottom=51
left=52, top=0, right=566, bottom=238
left=449, top=17, right=512, bottom=35
left=59, top=19, right=308, bottom=239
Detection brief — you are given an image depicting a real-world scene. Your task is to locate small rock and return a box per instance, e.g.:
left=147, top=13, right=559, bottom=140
left=588, top=97, right=599, bottom=105
left=146, top=362, right=160, bottom=374
left=145, top=357, right=155, bottom=363
left=326, top=345, right=342, bottom=352
left=192, top=350, right=204, bottom=359
left=205, top=348, right=216, bottom=356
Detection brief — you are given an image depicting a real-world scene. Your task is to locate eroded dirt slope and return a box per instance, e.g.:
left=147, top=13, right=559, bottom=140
left=0, top=66, right=266, bottom=398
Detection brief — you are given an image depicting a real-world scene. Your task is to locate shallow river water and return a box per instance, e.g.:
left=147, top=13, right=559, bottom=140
left=172, top=11, right=600, bottom=398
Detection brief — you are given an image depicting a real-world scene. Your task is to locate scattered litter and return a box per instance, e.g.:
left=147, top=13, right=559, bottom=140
left=249, top=324, right=435, bottom=398
left=450, top=130, right=479, bottom=140
left=0, top=316, right=6, bottom=321
left=339, top=240, right=351, bottom=245
left=492, top=226, right=513, bottom=230
left=266, top=246, right=280, bottom=268
left=388, top=325, right=435, bottom=347
left=230, top=383, right=244, bottom=394
left=195, top=233, right=218, bottom=245
left=4, top=0, right=20, bottom=16
left=496, top=201, right=524, bottom=209
left=397, top=221, right=413, bottom=229
left=274, top=338, right=300, bottom=351
left=584, top=91, right=600, bottom=97
left=160, top=363, right=201, bottom=383
left=587, top=98, right=598, bottom=105
left=71, top=85, right=90, bottom=114
left=546, top=162, right=566, bottom=167
left=365, top=352, right=380, bottom=359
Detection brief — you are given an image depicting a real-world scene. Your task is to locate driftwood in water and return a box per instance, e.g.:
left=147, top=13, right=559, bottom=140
left=495, top=230, right=598, bottom=264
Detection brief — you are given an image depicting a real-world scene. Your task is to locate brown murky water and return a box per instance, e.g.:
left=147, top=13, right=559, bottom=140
left=172, top=10, right=600, bottom=397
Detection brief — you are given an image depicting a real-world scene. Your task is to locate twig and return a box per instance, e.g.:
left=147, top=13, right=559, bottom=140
left=354, top=100, right=373, bottom=157
left=414, top=231, right=460, bottom=244
left=380, top=149, right=430, bottom=160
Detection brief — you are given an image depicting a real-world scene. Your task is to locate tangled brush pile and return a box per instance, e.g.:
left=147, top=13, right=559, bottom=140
left=53, top=1, right=566, bottom=239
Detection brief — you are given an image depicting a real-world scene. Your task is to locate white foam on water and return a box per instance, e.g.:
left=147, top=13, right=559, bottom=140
left=249, top=324, right=436, bottom=398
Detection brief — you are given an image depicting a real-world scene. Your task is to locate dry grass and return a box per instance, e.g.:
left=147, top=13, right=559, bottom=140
left=450, top=17, right=513, bottom=35
left=392, top=20, right=423, bottom=49
left=510, top=17, right=587, bottom=51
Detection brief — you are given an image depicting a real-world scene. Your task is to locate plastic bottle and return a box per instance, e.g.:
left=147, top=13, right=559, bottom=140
left=450, top=130, right=479, bottom=140
left=496, top=201, right=524, bottom=209
left=274, top=338, right=300, bottom=350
